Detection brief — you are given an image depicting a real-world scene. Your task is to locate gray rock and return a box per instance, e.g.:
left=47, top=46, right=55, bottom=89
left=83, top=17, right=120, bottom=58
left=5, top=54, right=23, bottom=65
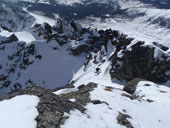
left=0, top=86, right=86, bottom=128
left=123, top=78, right=147, bottom=94
left=0, top=82, right=98, bottom=128
left=110, top=41, right=170, bottom=85
left=117, top=112, right=134, bottom=128
left=58, top=82, right=97, bottom=106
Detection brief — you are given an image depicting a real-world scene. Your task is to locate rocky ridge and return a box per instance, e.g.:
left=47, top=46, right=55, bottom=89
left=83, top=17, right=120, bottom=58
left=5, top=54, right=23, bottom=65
left=0, top=78, right=170, bottom=128
left=0, top=18, right=170, bottom=95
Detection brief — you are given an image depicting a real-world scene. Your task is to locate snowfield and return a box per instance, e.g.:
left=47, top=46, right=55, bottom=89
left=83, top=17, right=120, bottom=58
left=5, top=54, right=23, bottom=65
left=55, top=59, right=170, bottom=128
left=61, top=81, right=170, bottom=128
left=0, top=95, right=39, bottom=128
left=83, top=16, right=170, bottom=47
left=81, top=0, right=170, bottom=47
left=15, top=31, right=36, bottom=43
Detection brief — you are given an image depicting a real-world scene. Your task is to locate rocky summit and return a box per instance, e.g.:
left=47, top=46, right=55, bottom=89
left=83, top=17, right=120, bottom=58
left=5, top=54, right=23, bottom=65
left=0, top=0, right=170, bottom=128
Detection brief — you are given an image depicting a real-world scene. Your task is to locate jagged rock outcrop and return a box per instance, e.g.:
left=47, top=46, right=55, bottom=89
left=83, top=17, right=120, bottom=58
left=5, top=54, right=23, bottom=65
left=1, top=34, right=18, bottom=44
left=117, top=113, right=134, bottom=128
left=0, top=82, right=98, bottom=128
left=0, top=17, right=170, bottom=95
left=109, top=41, right=170, bottom=85
left=123, top=78, right=148, bottom=95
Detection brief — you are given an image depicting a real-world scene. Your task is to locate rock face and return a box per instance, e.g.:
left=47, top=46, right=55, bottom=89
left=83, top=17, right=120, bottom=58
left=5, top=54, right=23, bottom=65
left=123, top=78, right=147, bottom=95
left=79, top=29, right=170, bottom=86
left=0, top=18, right=135, bottom=94
left=109, top=41, right=170, bottom=85
left=1, top=34, right=18, bottom=44
left=58, top=82, right=97, bottom=106
left=0, top=83, right=97, bottom=128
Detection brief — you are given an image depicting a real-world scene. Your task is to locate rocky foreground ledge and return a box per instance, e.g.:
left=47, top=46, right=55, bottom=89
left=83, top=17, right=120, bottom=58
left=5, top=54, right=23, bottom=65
left=0, top=79, right=170, bottom=128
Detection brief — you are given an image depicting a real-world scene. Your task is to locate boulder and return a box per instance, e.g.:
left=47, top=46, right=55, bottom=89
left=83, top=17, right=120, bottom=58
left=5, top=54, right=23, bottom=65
left=117, top=113, right=133, bottom=128
left=1, top=34, right=18, bottom=44
left=123, top=78, right=147, bottom=94
left=0, top=86, right=85, bottom=128
left=0, top=82, right=98, bottom=128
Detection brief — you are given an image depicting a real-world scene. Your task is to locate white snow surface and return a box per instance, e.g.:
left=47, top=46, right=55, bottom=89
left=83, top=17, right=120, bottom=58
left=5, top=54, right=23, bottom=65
left=82, top=15, right=170, bottom=47
left=22, top=42, right=85, bottom=88
left=54, top=88, right=78, bottom=95
left=54, top=0, right=84, bottom=5
left=23, top=8, right=57, bottom=26
left=15, top=31, right=36, bottom=43
left=0, top=95, right=39, bottom=128
left=60, top=60, right=170, bottom=128
left=81, top=0, right=170, bottom=47
left=0, top=30, right=35, bottom=43
left=0, top=34, right=85, bottom=94
left=8, top=0, right=84, bottom=5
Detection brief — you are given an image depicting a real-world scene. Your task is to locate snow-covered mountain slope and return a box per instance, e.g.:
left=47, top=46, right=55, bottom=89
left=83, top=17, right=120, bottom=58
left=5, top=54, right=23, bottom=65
left=80, top=0, right=170, bottom=47
left=59, top=80, right=170, bottom=128
left=0, top=20, right=88, bottom=95
left=0, top=4, right=35, bottom=32
left=0, top=95, right=39, bottom=128
left=3, top=0, right=117, bottom=5
left=0, top=15, right=170, bottom=95
left=1, top=76, right=170, bottom=128
left=5, top=0, right=83, bottom=5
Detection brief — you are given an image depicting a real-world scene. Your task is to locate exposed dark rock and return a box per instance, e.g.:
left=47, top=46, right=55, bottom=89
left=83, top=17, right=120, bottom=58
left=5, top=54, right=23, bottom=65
left=121, top=93, right=136, bottom=100
left=1, top=34, right=18, bottom=44
left=110, top=41, right=170, bottom=84
left=36, top=55, right=42, bottom=60
left=160, top=90, right=167, bottom=93
left=2, top=80, right=11, bottom=88
left=70, top=20, right=78, bottom=31
left=0, top=26, right=12, bottom=32
left=58, top=82, right=97, bottom=106
left=123, top=78, right=146, bottom=95
left=146, top=99, right=154, bottom=103
left=153, top=42, right=169, bottom=51
left=0, top=82, right=98, bottom=127
left=91, top=100, right=109, bottom=105
left=23, top=44, right=35, bottom=66
left=117, top=113, right=134, bottom=128
left=70, top=44, right=88, bottom=55
left=44, top=22, right=52, bottom=33
left=0, top=86, right=85, bottom=128
left=52, top=81, right=75, bottom=92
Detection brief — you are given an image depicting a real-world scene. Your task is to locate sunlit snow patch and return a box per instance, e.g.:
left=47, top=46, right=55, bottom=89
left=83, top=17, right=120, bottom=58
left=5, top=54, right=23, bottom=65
left=0, top=95, right=39, bottom=128
left=15, top=31, right=36, bottom=43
